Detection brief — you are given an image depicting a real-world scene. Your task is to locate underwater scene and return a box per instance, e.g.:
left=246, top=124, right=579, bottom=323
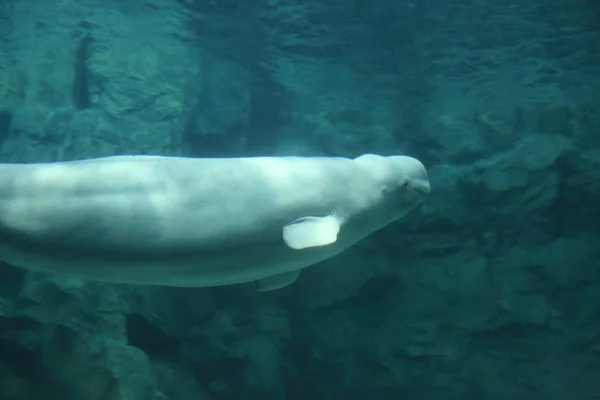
left=0, top=0, right=599, bottom=399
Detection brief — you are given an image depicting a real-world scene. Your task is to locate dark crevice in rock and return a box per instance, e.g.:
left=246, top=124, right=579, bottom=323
left=550, top=157, right=570, bottom=237
left=72, top=33, right=93, bottom=110
left=245, top=70, right=288, bottom=156
left=184, top=120, right=245, bottom=158
left=0, top=317, right=67, bottom=399
left=0, top=263, right=24, bottom=298
left=126, top=314, right=181, bottom=361
left=0, top=315, right=40, bottom=332
left=553, top=156, right=600, bottom=235
left=192, top=356, right=245, bottom=398
left=285, top=340, right=323, bottom=400
left=357, top=273, right=401, bottom=301
left=0, top=110, right=13, bottom=147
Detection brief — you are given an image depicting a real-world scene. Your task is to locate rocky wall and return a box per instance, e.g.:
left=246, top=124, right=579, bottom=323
left=0, top=0, right=599, bottom=399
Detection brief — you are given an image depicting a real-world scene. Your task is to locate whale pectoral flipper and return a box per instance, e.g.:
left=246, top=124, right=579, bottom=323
left=255, top=270, right=301, bottom=291
left=282, top=215, right=342, bottom=250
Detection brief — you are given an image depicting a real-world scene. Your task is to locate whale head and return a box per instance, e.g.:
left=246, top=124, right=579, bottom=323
left=354, top=154, right=430, bottom=220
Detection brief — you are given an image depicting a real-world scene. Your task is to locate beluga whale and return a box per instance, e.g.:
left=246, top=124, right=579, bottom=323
left=0, top=153, right=430, bottom=291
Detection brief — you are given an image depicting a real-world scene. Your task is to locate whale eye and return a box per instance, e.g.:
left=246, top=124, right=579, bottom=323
left=402, top=179, right=410, bottom=189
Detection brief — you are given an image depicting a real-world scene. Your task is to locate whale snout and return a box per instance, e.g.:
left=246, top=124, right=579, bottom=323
left=412, top=178, right=431, bottom=196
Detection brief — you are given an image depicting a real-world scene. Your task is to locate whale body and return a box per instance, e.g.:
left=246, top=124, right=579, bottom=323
left=0, top=154, right=430, bottom=291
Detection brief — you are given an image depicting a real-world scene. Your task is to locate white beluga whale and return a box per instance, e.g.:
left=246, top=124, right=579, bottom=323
left=0, top=154, right=430, bottom=291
